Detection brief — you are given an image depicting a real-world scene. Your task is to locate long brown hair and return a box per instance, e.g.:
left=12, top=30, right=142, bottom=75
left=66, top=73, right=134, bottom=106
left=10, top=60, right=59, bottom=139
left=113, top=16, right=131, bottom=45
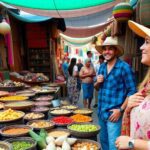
left=138, top=68, right=150, bottom=93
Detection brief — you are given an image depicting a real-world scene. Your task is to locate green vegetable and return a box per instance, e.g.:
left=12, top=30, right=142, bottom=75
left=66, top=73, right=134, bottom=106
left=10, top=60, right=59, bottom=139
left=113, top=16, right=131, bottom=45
left=12, top=141, right=32, bottom=150
left=39, top=129, right=48, bottom=142
left=29, top=130, right=46, bottom=149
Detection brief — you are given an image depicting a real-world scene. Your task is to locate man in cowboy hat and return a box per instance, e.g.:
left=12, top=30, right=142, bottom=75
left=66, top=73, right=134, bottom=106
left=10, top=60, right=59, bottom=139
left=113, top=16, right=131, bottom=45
left=95, top=36, right=137, bottom=150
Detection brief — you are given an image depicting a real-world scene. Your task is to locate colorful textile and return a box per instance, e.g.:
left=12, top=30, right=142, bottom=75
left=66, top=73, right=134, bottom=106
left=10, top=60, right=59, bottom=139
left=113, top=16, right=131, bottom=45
left=130, top=95, right=150, bottom=139
left=98, top=59, right=137, bottom=120
left=67, top=66, right=80, bottom=104
left=121, top=107, right=131, bottom=136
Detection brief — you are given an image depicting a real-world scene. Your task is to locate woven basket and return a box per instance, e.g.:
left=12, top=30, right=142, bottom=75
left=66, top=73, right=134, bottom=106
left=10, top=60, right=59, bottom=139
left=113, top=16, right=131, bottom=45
left=0, top=110, right=25, bottom=123
left=0, top=141, right=12, bottom=150
left=5, top=137, right=37, bottom=150
left=72, top=139, right=101, bottom=150
left=0, top=125, right=32, bottom=137
left=27, top=120, right=55, bottom=130
left=24, top=112, right=45, bottom=121
left=67, top=123, right=100, bottom=138
left=0, top=86, right=24, bottom=92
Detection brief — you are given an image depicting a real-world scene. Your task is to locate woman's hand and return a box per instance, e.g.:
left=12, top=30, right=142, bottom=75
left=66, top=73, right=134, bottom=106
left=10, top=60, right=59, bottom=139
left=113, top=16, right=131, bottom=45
left=115, top=136, right=131, bottom=149
left=127, top=92, right=145, bottom=109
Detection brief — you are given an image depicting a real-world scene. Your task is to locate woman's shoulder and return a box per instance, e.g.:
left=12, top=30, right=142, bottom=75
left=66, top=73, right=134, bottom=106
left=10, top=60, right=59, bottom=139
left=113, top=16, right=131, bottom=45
left=131, top=95, right=150, bottom=113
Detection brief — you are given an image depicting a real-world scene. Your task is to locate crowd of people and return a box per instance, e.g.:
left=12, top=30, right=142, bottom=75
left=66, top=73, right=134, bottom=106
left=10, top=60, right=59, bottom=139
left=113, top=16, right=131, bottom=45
left=60, top=20, right=150, bottom=150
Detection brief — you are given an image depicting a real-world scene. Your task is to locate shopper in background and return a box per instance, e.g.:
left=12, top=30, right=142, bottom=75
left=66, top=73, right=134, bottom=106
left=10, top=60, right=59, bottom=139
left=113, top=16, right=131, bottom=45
left=67, top=58, right=80, bottom=105
left=79, top=58, right=96, bottom=108
left=95, top=36, right=136, bottom=150
left=116, top=21, right=150, bottom=150
left=62, top=57, right=70, bottom=80
left=93, top=55, right=105, bottom=108
left=87, top=50, right=94, bottom=68
left=76, top=59, right=83, bottom=91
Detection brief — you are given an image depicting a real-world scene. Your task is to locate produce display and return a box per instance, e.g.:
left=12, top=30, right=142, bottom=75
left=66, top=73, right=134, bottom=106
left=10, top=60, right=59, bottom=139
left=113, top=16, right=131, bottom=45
left=44, top=135, right=77, bottom=150
left=50, top=109, right=71, bottom=115
left=31, top=107, right=49, bottom=113
left=4, top=101, right=34, bottom=110
left=0, top=141, right=11, bottom=150
left=16, top=93, right=35, bottom=97
left=0, top=79, right=100, bottom=149
left=0, top=103, right=4, bottom=109
left=51, top=116, right=74, bottom=125
left=0, top=80, right=24, bottom=87
left=0, top=91, right=9, bottom=97
left=0, top=96, right=28, bottom=102
left=1, top=125, right=31, bottom=136
left=24, top=112, right=45, bottom=120
left=48, top=129, right=70, bottom=138
left=0, top=109, right=24, bottom=122
left=27, top=120, right=54, bottom=129
left=61, top=105, right=78, bottom=110
left=11, top=141, right=33, bottom=150
left=31, top=86, right=56, bottom=93
left=72, top=140, right=99, bottom=150
left=34, top=101, right=51, bottom=107
left=23, top=73, right=49, bottom=82
left=74, top=109, right=93, bottom=115
left=71, top=114, right=92, bottom=123
left=35, top=95, right=54, bottom=101
left=68, top=124, right=98, bottom=132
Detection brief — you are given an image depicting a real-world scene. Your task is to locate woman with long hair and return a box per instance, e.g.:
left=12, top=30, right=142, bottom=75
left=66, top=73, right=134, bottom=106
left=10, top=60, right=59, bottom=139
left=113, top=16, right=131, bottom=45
left=67, top=58, right=80, bottom=104
left=116, top=21, right=150, bottom=150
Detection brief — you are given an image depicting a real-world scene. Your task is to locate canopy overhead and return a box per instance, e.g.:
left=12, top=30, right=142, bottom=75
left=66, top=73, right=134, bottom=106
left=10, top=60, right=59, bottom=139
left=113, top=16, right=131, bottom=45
left=64, top=21, right=112, bottom=38
left=65, top=7, right=113, bottom=27
left=8, top=10, right=51, bottom=23
left=60, top=33, right=96, bottom=45
left=0, top=0, right=121, bottom=18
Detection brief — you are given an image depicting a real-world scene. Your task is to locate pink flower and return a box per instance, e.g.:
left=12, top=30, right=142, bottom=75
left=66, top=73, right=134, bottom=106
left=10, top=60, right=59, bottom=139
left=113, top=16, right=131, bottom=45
left=135, top=122, right=140, bottom=131
left=147, top=131, right=150, bottom=139
left=142, top=102, right=150, bottom=110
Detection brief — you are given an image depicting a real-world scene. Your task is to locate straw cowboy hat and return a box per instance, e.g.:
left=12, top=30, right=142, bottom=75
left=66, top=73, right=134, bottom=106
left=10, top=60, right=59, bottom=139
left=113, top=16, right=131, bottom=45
left=95, top=36, right=124, bottom=57
left=128, top=20, right=150, bottom=38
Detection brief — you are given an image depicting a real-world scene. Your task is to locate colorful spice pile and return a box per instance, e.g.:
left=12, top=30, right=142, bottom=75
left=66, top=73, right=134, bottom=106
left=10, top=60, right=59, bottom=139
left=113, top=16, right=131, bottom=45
left=52, top=116, right=74, bottom=125
left=71, top=114, right=92, bottom=123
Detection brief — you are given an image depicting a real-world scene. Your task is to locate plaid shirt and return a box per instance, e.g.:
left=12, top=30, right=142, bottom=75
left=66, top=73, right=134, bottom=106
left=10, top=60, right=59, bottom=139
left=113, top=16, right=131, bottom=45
left=98, top=59, right=137, bottom=120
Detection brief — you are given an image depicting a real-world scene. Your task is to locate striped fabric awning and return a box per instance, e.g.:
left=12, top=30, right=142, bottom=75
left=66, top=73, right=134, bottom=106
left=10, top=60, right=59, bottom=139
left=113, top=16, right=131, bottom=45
left=0, top=0, right=121, bottom=18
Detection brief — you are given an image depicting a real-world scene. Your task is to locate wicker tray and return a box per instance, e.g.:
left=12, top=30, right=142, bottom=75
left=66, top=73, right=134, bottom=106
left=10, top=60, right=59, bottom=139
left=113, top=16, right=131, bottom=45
left=61, top=105, right=78, bottom=110
left=4, top=101, right=34, bottom=110
left=34, top=101, right=51, bottom=107
left=0, top=96, right=29, bottom=103
left=31, top=106, right=49, bottom=113
left=38, top=89, right=56, bottom=94
left=24, top=112, right=45, bottom=121
left=51, top=116, right=74, bottom=127
left=0, top=110, right=25, bottom=123
left=67, top=123, right=100, bottom=138
left=0, top=91, right=9, bottom=97
left=27, top=120, right=55, bottom=130
left=0, top=125, right=32, bottom=137
left=72, top=139, right=101, bottom=150
left=49, top=109, right=72, bottom=116
left=0, top=102, right=4, bottom=110
left=5, top=137, right=37, bottom=150
left=0, top=86, right=24, bottom=92
left=0, top=141, right=12, bottom=150
left=34, top=95, right=54, bottom=101
left=47, top=129, right=70, bottom=138
left=73, top=108, right=93, bottom=116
